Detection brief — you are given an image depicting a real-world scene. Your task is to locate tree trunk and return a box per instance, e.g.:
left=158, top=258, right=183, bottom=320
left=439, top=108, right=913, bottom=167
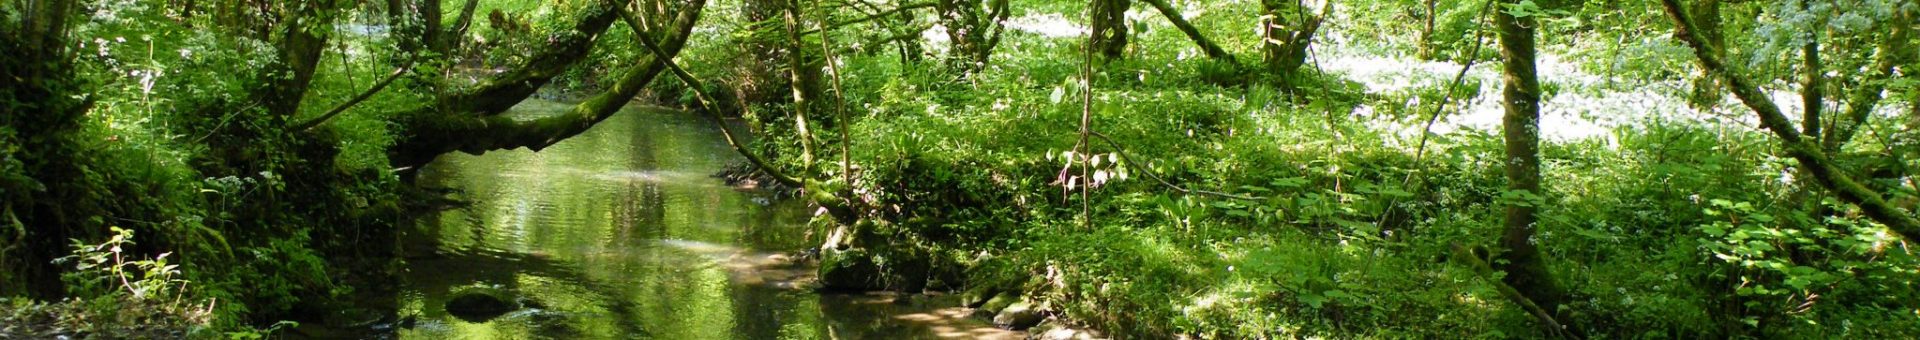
left=739, top=0, right=794, bottom=104
left=1660, top=0, right=1920, bottom=242
left=386, top=0, right=446, bottom=55
left=446, top=0, right=481, bottom=53
left=1493, top=0, right=1569, bottom=321
left=1686, top=0, right=1723, bottom=111
left=438, top=2, right=625, bottom=115
left=1090, top=0, right=1130, bottom=59
left=1417, top=0, right=1437, bottom=60
left=391, top=0, right=706, bottom=168
left=1140, top=0, right=1232, bottom=62
left=263, top=0, right=342, bottom=117
left=936, top=0, right=1010, bottom=73
left=1798, top=0, right=1822, bottom=140
left=1, top=0, right=92, bottom=299
left=1258, top=0, right=1324, bottom=78
left=784, top=0, right=821, bottom=176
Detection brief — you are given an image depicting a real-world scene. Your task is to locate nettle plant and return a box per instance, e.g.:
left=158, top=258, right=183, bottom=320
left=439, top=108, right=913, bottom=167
left=55, top=226, right=190, bottom=301
left=1695, top=198, right=1916, bottom=324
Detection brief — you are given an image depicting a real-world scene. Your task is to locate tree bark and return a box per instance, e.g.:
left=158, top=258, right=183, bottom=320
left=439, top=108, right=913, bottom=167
left=1140, top=0, right=1231, bottom=62
left=390, top=0, right=705, bottom=168
left=446, top=0, right=482, bottom=53
left=1661, top=0, right=1920, bottom=242
left=1417, top=0, right=1437, bottom=60
left=1258, top=0, right=1325, bottom=78
left=784, top=0, right=820, bottom=176
left=740, top=0, right=794, bottom=104
left=935, top=0, right=1010, bottom=73
left=1494, top=0, right=1569, bottom=322
left=1686, top=0, right=1723, bottom=111
left=438, top=2, right=626, bottom=116
left=1799, top=0, right=1822, bottom=140
left=263, top=0, right=343, bottom=117
left=1090, top=0, right=1130, bottom=59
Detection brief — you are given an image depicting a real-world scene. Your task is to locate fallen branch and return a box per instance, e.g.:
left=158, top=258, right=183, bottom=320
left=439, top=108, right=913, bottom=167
left=1139, top=0, right=1231, bottom=61
left=1450, top=243, right=1579, bottom=339
left=295, top=64, right=412, bottom=132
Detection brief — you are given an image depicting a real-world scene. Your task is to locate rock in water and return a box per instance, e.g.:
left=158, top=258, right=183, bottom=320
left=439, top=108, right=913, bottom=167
left=980, top=292, right=1019, bottom=313
left=817, top=248, right=886, bottom=291
left=992, top=301, right=1045, bottom=330
left=960, top=286, right=997, bottom=308
left=445, top=290, right=516, bottom=322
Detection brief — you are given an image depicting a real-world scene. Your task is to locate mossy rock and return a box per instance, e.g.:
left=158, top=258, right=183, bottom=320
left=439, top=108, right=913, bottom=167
left=885, top=247, right=932, bottom=292
left=818, top=248, right=886, bottom=291
left=445, top=286, right=517, bottom=322
left=980, top=292, right=1020, bottom=313
left=992, top=301, right=1045, bottom=330
left=960, top=286, right=999, bottom=308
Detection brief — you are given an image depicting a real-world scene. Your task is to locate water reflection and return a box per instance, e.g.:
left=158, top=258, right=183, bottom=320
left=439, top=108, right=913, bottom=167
left=398, top=100, right=1005, bottom=339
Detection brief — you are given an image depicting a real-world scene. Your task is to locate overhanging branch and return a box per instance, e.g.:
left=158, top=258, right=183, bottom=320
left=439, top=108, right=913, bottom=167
left=296, top=64, right=413, bottom=131
left=621, top=5, right=805, bottom=188
left=1661, top=0, right=1920, bottom=241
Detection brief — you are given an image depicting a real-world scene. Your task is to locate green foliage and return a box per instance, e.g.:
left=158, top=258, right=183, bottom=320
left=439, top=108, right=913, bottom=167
left=56, top=227, right=187, bottom=300
left=2, top=227, right=215, bottom=338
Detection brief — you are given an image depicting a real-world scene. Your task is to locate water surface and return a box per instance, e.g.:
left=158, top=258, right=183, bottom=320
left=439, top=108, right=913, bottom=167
left=399, top=100, right=1016, bottom=339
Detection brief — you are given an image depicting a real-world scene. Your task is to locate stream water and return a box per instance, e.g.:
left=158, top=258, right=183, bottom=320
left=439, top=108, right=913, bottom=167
left=393, top=100, right=1016, bottom=339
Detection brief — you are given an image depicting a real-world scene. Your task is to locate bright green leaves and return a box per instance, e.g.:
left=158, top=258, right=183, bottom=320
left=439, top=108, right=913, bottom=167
left=1693, top=196, right=1914, bottom=323
left=54, top=226, right=189, bottom=300
left=1496, top=189, right=1547, bottom=208
left=1048, top=150, right=1128, bottom=191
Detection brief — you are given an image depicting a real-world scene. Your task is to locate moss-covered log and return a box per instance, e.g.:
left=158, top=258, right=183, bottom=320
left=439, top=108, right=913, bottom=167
left=389, top=0, right=705, bottom=168
left=436, top=1, right=626, bottom=116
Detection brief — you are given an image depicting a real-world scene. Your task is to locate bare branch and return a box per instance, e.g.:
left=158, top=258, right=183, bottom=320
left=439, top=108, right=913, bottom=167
left=621, top=6, right=806, bottom=188
left=296, top=64, right=413, bottom=132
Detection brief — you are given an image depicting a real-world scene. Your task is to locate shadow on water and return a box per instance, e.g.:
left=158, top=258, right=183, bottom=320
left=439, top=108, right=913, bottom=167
left=386, top=100, right=1015, bottom=339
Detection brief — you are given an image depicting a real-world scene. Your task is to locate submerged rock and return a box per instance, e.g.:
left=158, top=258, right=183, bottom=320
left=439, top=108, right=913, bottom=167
left=992, top=301, right=1045, bottom=330
left=323, top=307, right=386, bottom=330
left=445, top=289, right=516, bottom=322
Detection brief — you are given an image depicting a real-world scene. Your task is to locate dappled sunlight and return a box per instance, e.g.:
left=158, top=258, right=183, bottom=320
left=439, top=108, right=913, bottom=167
left=1007, top=13, right=1088, bottom=38
left=893, top=306, right=1025, bottom=339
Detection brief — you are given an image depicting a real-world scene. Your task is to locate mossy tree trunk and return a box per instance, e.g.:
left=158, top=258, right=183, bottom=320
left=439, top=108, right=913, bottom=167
left=1493, top=0, right=1569, bottom=321
left=263, top=0, right=345, bottom=118
left=390, top=0, right=706, bottom=168
left=1661, top=0, right=1920, bottom=242
left=1258, top=0, right=1326, bottom=79
left=1140, top=0, right=1232, bottom=62
left=1090, top=0, right=1130, bottom=59
left=1416, top=0, right=1437, bottom=60
left=1, top=0, right=96, bottom=299
left=1685, top=0, right=1723, bottom=112
left=935, top=0, right=1010, bottom=74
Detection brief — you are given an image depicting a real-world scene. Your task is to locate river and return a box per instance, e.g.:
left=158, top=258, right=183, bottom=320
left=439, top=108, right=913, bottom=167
left=393, top=100, right=1017, bottom=339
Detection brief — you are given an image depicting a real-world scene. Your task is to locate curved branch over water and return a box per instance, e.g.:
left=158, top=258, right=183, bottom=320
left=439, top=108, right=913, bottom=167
left=389, top=0, right=706, bottom=168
